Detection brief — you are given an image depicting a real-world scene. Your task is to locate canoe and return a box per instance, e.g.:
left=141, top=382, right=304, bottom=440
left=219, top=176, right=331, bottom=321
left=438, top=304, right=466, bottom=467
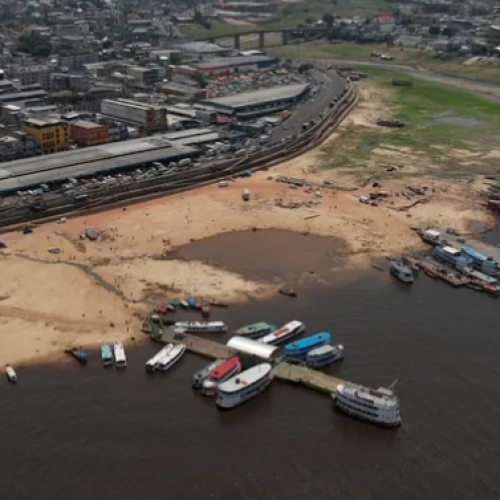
left=5, top=364, right=17, bottom=383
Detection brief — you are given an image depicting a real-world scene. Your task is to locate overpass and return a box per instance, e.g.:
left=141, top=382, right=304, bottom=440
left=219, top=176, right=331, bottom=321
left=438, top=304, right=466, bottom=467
left=194, top=27, right=327, bottom=49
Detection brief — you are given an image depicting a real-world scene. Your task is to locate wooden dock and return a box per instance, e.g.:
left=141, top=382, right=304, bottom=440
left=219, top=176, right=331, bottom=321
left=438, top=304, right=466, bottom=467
left=419, top=259, right=469, bottom=287
left=149, top=327, right=350, bottom=396
left=272, top=362, right=346, bottom=394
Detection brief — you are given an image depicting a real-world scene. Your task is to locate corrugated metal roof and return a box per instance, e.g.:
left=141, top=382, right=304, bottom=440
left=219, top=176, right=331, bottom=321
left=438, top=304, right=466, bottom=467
left=226, top=336, right=279, bottom=360
left=195, top=55, right=275, bottom=69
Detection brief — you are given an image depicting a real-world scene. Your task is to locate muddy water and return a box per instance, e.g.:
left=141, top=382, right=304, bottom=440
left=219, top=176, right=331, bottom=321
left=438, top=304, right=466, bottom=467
left=1, top=230, right=500, bottom=500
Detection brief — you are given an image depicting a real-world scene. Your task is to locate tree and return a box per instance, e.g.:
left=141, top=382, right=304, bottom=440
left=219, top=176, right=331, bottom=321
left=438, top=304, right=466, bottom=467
left=305, top=17, right=314, bottom=25
left=169, top=52, right=182, bottom=65
left=322, top=13, right=334, bottom=27
left=428, top=26, right=440, bottom=36
left=442, top=26, right=456, bottom=38
left=193, top=10, right=205, bottom=26
left=18, top=31, right=53, bottom=58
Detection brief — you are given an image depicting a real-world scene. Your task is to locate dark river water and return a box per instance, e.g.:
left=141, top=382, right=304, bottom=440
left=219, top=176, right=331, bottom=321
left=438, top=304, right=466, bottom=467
left=2, top=230, right=500, bottom=500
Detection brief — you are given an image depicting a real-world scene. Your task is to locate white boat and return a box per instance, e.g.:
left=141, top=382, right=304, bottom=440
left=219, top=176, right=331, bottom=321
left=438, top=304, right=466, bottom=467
left=113, top=342, right=127, bottom=368
left=5, top=364, right=17, bottom=383
left=146, top=344, right=174, bottom=373
left=156, top=344, right=186, bottom=372
left=306, top=344, right=345, bottom=368
left=174, top=321, right=227, bottom=334
left=332, top=382, right=401, bottom=427
left=216, top=363, right=273, bottom=409
left=258, top=320, right=305, bottom=346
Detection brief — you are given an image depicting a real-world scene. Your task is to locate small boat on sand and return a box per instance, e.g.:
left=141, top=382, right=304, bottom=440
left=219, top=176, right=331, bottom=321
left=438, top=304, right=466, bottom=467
left=156, top=344, right=186, bottom=372
left=192, top=358, right=226, bottom=389
left=65, top=348, right=87, bottom=364
left=146, top=344, right=174, bottom=373
left=234, top=322, right=276, bottom=340
left=101, top=343, right=113, bottom=367
left=5, top=365, right=17, bottom=383
left=180, top=300, right=189, bottom=309
left=113, top=342, right=127, bottom=369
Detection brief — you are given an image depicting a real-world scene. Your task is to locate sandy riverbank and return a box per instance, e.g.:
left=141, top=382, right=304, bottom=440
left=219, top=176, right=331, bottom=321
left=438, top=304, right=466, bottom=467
left=0, top=81, right=494, bottom=366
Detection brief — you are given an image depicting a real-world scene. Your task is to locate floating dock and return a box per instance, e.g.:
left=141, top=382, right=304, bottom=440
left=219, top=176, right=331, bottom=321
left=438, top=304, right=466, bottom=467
left=150, top=327, right=348, bottom=395
left=419, top=259, right=469, bottom=287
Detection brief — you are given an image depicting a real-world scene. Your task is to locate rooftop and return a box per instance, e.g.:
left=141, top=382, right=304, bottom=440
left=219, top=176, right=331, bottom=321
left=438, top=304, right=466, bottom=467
left=198, top=83, right=308, bottom=110
left=194, top=55, right=275, bottom=69
left=226, top=336, right=279, bottom=360
left=71, top=120, right=103, bottom=129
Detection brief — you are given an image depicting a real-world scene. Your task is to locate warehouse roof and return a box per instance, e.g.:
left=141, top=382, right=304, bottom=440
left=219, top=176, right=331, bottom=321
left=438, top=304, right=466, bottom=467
left=0, top=135, right=196, bottom=193
left=198, top=83, right=308, bottom=110
left=226, top=336, right=279, bottom=360
left=194, top=55, right=275, bottom=69
left=162, top=128, right=214, bottom=140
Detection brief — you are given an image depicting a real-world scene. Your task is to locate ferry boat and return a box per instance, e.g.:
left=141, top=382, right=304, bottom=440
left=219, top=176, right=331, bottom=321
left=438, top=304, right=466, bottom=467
left=390, top=260, right=414, bottom=284
left=284, top=332, right=331, bottom=360
left=306, top=344, right=344, bottom=368
left=201, top=357, right=242, bottom=396
left=332, top=382, right=401, bottom=427
left=192, top=358, right=226, bottom=389
left=5, top=364, right=17, bottom=384
left=113, top=342, right=127, bottom=369
left=101, top=343, right=113, bottom=367
left=461, top=246, right=500, bottom=277
left=146, top=344, right=174, bottom=373
left=234, top=322, right=276, bottom=340
left=174, top=321, right=227, bottom=334
left=216, top=363, right=273, bottom=409
left=433, top=245, right=471, bottom=270
left=258, top=320, right=305, bottom=346
left=156, top=344, right=186, bottom=372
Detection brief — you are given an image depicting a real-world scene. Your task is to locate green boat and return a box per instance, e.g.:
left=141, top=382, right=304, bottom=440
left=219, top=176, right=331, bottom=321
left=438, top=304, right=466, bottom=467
left=101, top=343, right=113, bottom=367
left=234, top=322, right=276, bottom=340
left=169, top=300, right=180, bottom=307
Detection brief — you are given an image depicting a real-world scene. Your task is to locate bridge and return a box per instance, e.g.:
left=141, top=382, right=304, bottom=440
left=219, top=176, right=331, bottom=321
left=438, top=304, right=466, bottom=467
left=194, top=27, right=327, bottom=49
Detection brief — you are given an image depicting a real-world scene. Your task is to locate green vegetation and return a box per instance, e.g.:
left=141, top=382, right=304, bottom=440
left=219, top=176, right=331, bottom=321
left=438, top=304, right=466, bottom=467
left=18, top=31, right=53, bottom=58
left=320, top=69, right=500, bottom=182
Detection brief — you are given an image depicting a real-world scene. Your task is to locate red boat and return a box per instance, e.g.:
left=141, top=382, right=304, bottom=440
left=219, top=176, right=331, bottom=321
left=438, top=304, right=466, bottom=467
left=201, top=357, right=242, bottom=396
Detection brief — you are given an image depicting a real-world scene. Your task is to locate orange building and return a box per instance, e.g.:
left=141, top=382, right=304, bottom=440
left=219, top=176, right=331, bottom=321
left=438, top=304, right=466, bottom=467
left=70, top=120, right=110, bottom=147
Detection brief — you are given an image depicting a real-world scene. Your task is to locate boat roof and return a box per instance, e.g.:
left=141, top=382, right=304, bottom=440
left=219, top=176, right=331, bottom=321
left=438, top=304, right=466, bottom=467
left=425, top=229, right=440, bottom=237
left=462, top=246, right=497, bottom=263
left=207, top=357, right=240, bottom=379
left=236, top=322, right=272, bottom=332
left=176, top=321, right=225, bottom=326
left=339, top=383, right=398, bottom=408
left=260, top=321, right=302, bottom=341
left=285, top=332, right=330, bottom=351
left=218, top=363, right=272, bottom=393
left=226, top=336, right=279, bottom=360
left=442, top=245, right=461, bottom=255
left=308, top=344, right=337, bottom=356
left=194, top=358, right=225, bottom=379
left=147, top=344, right=173, bottom=365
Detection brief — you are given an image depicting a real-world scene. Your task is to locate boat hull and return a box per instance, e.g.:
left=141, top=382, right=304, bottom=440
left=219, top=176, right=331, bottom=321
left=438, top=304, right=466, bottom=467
left=307, top=352, right=344, bottom=368
left=157, top=345, right=186, bottom=372
left=216, top=374, right=273, bottom=409
left=331, top=395, right=402, bottom=428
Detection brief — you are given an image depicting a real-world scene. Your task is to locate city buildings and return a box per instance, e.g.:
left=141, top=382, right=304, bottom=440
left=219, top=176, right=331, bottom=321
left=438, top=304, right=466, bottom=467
left=70, top=120, right=110, bottom=147
left=23, top=117, right=69, bottom=154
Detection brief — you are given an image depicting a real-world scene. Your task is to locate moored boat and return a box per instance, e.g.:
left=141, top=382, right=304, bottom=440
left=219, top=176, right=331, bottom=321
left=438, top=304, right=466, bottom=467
left=201, top=303, right=211, bottom=318
left=284, top=332, right=331, bottom=360
left=180, top=300, right=189, bottom=309
left=101, top=343, right=113, bottom=367
left=234, top=322, right=276, bottom=340
left=306, top=344, right=344, bottom=368
left=146, top=344, right=174, bottom=373
left=5, top=364, right=17, bottom=383
left=332, top=382, right=401, bottom=427
left=209, top=299, right=229, bottom=308
left=216, top=363, right=273, bottom=409
left=192, top=358, right=226, bottom=389
left=156, top=344, right=186, bottom=372
left=258, top=320, right=305, bottom=346
left=201, top=357, right=242, bottom=396
left=187, top=298, right=197, bottom=309
left=390, top=260, right=414, bottom=284
left=65, top=347, right=87, bottom=364
left=174, top=321, right=227, bottom=334
left=113, top=342, right=127, bottom=368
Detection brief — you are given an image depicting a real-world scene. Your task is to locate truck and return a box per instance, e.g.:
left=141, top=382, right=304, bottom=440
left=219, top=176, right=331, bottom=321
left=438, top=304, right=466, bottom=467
left=242, top=189, right=250, bottom=201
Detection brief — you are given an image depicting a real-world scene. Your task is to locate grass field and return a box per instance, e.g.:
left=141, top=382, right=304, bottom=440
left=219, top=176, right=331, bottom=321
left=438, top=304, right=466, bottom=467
left=320, top=68, right=500, bottom=183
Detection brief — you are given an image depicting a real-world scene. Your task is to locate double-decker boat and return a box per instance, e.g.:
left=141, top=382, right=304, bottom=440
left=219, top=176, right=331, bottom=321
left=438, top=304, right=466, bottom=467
left=258, top=321, right=305, bottom=346
left=201, top=357, right=242, bottom=396
left=234, top=322, right=276, bottom=340
left=284, top=332, right=331, bottom=361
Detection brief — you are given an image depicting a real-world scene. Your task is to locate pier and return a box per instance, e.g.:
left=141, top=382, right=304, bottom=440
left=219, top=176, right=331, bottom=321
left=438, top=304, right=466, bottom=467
left=150, top=326, right=348, bottom=395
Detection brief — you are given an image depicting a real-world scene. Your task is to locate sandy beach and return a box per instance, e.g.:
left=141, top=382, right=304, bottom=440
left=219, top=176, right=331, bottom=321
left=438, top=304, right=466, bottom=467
left=0, top=81, right=494, bottom=366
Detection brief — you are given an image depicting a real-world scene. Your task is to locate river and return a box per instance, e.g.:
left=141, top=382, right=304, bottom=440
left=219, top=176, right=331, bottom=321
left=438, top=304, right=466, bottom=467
left=1, top=230, right=499, bottom=500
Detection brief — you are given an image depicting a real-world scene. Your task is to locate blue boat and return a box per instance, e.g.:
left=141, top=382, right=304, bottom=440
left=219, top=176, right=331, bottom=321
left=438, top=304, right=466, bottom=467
left=187, top=298, right=197, bottom=308
left=461, top=246, right=500, bottom=277
left=433, top=246, right=471, bottom=270
left=284, top=333, right=331, bottom=360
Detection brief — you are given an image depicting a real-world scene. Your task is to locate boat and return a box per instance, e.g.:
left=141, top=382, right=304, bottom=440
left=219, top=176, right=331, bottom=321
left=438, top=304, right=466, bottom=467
left=146, top=344, right=174, bottom=373
left=432, top=246, right=471, bottom=270
left=201, top=357, right=242, bottom=396
left=201, top=303, right=210, bottom=318
left=284, top=332, right=331, bottom=360
left=482, top=284, right=500, bottom=297
left=390, top=260, right=414, bottom=284
left=113, top=342, right=127, bottom=368
left=279, top=288, right=297, bottom=298
left=192, top=358, right=226, bottom=389
left=180, top=300, right=189, bottom=309
left=332, top=382, right=401, bottom=428
left=462, top=246, right=500, bottom=277
left=187, top=297, right=197, bottom=309
left=101, top=343, right=113, bottom=367
left=306, top=344, right=344, bottom=368
left=174, top=321, right=227, bottom=334
left=65, top=347, right=87, bottom=364
left=216, top=363, right=274, bottom=409
left=156, top=344, right=186, bottom=372
left=209, top=300, right=229, bottom=308
left=5, top=365, right=17, bottom=383
left=258, top=320, right=305, bottom=346
left=234, top=322, right=276, bottom=340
